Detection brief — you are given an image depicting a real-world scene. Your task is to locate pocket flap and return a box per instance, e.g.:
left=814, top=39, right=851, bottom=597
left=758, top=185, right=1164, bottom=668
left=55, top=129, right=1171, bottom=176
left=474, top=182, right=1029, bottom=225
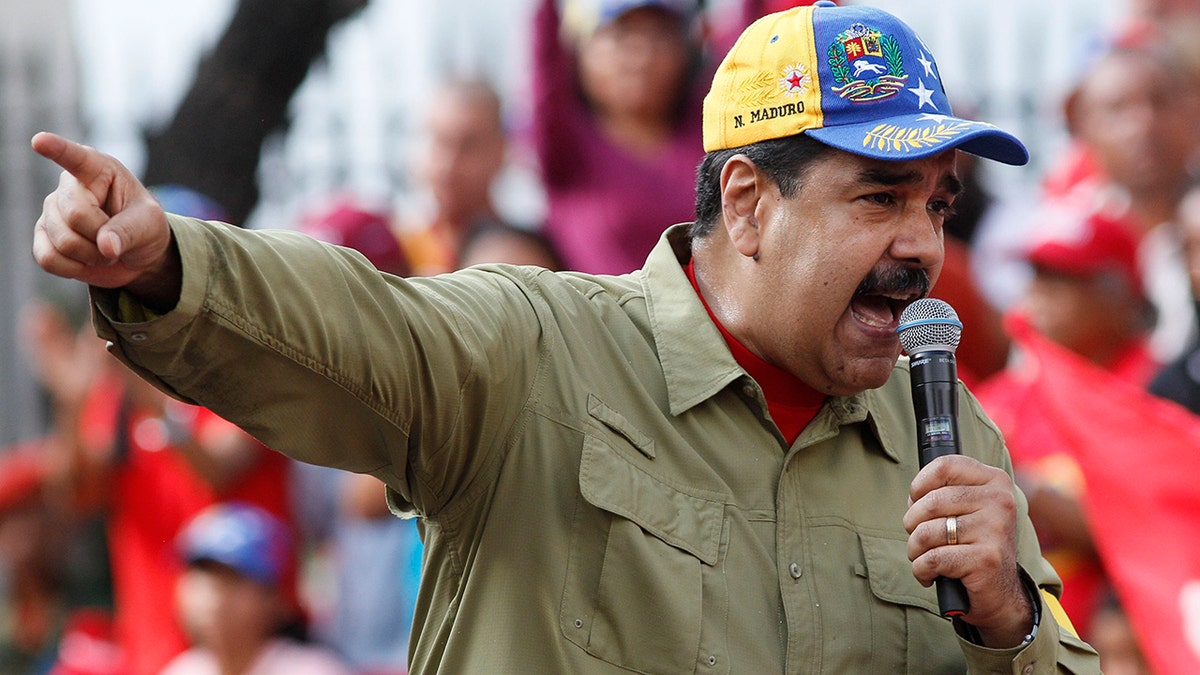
left=859, top=532, right=941, bottom=615
left=587, top=394, right=656, bottom=458
left=580, top=437, right=723, bottom=565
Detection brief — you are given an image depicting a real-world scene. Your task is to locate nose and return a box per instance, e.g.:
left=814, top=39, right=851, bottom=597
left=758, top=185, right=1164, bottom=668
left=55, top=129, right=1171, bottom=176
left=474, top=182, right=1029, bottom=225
left=889, top=204, right=944, bottom=272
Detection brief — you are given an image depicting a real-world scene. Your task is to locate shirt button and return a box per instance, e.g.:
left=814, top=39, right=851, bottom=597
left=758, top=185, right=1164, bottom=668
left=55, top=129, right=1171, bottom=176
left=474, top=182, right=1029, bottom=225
left=1022, top=665, right=1034, bottom=675
left=130, top=332, right=149, bottom=342
left=742, top=384, right=756, bottom=397
left=789, top=562, right=802, bottom=579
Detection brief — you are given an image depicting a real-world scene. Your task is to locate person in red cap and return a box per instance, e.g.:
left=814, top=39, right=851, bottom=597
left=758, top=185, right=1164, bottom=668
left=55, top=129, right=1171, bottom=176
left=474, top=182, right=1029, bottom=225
left=1023, top=32, right=1200, bottom=366
left=1019, top=208, right=1158, bottom=383
left=977, top=205, right=1159, bottom=640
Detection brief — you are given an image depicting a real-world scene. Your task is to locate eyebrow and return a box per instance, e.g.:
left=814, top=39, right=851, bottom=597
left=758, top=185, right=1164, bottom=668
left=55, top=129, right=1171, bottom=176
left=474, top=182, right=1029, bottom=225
left=857, top=167, right=965, bottom=197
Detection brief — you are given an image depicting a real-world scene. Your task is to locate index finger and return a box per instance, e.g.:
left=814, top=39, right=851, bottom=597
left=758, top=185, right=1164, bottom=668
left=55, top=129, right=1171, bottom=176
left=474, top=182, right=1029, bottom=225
left=31, top=132, right=105, bottom=184
left=909, top=455, right=993, bottom=503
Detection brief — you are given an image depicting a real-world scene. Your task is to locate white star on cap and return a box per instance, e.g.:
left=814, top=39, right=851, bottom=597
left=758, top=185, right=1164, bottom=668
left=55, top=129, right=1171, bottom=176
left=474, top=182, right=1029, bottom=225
left=908, top=80, right=937, bottom=110
left=917, top=51, right=937, bottom=79
left=917, top=113, right=954, bottom=124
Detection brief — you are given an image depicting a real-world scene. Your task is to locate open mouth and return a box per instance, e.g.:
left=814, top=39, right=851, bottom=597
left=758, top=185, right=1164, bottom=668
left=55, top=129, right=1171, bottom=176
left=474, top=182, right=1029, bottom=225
left=850, top=265, right=930, bottom=331
left=850, top=293, right=918, bottom=330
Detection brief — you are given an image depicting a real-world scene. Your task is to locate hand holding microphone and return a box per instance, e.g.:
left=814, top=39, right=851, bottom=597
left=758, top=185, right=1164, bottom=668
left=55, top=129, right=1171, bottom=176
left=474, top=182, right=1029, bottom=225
left=897, top=299, right=1040, bottom=647
left=898, top=298, right=970, bottom=618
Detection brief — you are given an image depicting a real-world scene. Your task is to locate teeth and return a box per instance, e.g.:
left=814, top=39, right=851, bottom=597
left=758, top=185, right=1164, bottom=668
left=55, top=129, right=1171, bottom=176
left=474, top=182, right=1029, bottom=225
left=852, top=309, right=891, bottom=328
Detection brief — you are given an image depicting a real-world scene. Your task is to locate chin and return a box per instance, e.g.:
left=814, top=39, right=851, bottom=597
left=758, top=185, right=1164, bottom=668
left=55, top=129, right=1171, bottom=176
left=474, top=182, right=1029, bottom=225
left=829, top=357, right=899, bottom=395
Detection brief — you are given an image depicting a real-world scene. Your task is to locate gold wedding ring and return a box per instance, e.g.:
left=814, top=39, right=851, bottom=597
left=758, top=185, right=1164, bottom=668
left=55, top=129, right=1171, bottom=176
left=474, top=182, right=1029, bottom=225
left=946, top=515, right=959, bottom=546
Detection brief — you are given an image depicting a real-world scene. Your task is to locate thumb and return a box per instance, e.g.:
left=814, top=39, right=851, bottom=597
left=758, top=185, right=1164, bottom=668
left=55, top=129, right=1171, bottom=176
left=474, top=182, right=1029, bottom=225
left=96, top=228, right=123, bottom=260
left=97, top=200, right=171, bottom=269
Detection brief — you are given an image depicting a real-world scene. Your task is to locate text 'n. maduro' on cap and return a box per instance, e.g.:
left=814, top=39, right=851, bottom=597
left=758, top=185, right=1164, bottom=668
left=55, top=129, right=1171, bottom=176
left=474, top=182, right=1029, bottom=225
left=703, top=1, right=1029, bottom=165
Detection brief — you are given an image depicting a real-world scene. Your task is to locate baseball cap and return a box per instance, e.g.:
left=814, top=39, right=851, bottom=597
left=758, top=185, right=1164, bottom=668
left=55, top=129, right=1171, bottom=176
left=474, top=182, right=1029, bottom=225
left=1025, top=206, right=1144, bottom=297
left=703, top=1, right=1028, bottom=165
left=177, top=502, right=291, bottom=587
left=598, top=0, right=687, bottom=23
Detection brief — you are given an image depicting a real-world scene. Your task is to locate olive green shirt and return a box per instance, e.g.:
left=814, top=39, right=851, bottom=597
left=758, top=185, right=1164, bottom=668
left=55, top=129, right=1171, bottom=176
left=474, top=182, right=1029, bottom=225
left=94, top=216, right=1099, bottom=674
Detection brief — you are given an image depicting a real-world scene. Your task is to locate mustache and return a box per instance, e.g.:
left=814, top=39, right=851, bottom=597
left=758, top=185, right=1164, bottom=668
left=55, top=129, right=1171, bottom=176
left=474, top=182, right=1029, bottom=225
left=854, top=266, right=931, bottom=299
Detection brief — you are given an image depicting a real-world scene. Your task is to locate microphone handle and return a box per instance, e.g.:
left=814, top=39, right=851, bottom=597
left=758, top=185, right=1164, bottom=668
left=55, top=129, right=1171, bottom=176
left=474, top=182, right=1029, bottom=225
left=910, top=351, right=971, bottom=618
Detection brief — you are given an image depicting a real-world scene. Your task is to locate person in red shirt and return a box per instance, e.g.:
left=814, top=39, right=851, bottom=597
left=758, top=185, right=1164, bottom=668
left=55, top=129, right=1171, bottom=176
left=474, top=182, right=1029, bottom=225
left=73, top=368, right=298, bottom=675
left=977, top=204, right=1159, bottom=639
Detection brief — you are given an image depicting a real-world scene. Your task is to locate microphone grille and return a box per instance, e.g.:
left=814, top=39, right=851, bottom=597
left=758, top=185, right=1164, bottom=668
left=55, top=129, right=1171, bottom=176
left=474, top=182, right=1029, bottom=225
left=897, top=298, right=962, bottom=354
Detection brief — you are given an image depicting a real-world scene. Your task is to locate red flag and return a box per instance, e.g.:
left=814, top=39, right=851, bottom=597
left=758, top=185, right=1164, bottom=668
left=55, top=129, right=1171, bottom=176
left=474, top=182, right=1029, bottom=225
left=1008, top=320, right=1200, bottom=674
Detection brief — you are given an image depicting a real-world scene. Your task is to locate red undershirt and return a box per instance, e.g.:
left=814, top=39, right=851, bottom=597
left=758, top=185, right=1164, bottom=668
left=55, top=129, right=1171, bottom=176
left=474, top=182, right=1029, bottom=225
left=686, top=260, right=827, bottom=444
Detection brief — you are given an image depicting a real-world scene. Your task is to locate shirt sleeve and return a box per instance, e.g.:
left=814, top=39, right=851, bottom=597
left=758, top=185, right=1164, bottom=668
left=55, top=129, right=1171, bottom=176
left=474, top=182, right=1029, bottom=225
left=91, top=214, right=545, bottom=517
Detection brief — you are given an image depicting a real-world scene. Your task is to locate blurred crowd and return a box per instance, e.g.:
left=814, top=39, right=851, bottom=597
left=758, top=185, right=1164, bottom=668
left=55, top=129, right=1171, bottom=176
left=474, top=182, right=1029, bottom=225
left=5, top=0, right=1200, bottom=673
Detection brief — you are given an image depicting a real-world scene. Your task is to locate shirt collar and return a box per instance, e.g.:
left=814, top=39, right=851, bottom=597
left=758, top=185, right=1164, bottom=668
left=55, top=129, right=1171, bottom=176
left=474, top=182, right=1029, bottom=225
left=639, top=225, right=903, bottom=463
left=640, top=225, right=745, bottom=416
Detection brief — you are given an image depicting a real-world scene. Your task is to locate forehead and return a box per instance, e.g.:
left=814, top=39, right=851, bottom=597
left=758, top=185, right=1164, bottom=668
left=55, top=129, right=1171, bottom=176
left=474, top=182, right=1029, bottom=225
left=805, top=148, right=961, bottom=191
left=426, top=88, right=502, bottom=134
left=1080, top=51, right=1175, bottom=101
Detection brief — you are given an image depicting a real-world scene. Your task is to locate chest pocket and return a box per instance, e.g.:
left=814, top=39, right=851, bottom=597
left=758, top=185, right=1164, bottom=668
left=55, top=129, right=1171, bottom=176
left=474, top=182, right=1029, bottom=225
left=560, top=396, right=727, bottom=674
left=856, top=533, right=964, bottom=674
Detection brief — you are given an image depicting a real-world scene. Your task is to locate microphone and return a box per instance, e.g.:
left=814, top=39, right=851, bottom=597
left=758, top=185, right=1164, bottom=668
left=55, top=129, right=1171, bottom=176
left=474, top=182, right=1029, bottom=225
left=897, top=298, right=970, bottom=618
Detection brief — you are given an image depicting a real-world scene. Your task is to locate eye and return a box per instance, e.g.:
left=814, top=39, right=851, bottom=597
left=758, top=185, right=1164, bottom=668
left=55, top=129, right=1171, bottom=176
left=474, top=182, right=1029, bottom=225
left=927, top=199, right=957, bottom=219
left=862, top=192, right=895, bottom=207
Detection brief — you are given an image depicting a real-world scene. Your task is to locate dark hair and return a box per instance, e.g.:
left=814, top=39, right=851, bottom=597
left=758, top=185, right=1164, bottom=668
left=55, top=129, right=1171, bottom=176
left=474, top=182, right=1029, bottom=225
left=691, top=134, right=832, bottom=238
left=459, top=219, right=565, bottom=271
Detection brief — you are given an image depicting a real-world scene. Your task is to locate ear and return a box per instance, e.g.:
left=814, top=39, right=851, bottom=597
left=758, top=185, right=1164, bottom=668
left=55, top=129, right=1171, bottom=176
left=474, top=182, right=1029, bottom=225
left=719, top=154, right=766, bottom=260
left=1063, top=86, right=1084, bottom=137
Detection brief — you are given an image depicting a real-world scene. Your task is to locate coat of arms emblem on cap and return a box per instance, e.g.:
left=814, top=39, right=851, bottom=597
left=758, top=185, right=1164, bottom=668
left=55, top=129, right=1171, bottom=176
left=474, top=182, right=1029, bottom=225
left=827, top=23, right=908, bottom=103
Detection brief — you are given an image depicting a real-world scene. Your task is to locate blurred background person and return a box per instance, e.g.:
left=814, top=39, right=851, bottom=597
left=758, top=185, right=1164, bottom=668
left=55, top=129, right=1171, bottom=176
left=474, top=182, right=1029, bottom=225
left=297, top=199, right=410, bottom=278
left=0, top=448, right=68, bottom=673
left=1150, top=179, right=1200, bottom=413
left=1009, top=207, right=1158, bottom=384
left=457, top=220, right=564, bottom=270
left=18, top=187, right=303, bottom=675
left=977, top=204, right=1159, bottom=640
left=1088, top=593, right=1152, bottom=675
left=530, top=0, right=704, bottom=274
left=1031, top=34, right=1200, bottom=363
left=290, top=466, right=421, bottom=675
left=14, top=289, right=123, bottom=675
left=394, top=78, right=515, bottom=276
left=164, top=502, right=352, bottom=675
